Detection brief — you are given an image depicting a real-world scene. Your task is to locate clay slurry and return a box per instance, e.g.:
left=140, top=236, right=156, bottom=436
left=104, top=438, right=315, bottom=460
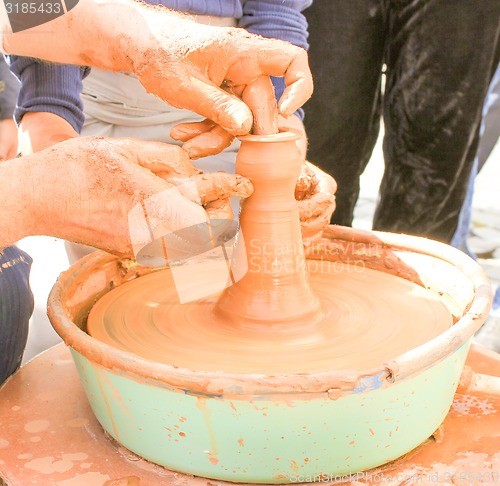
left=86, top=262, right=453, bottom=374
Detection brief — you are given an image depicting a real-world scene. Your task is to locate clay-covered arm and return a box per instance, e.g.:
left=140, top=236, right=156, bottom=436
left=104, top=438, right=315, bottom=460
left=0, top=137, right=252, bottom=255
left=0, top=0, right=312, bottom=140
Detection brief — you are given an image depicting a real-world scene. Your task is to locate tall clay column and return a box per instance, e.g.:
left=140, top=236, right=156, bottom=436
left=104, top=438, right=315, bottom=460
left=215, top=131, right=323, bottom=326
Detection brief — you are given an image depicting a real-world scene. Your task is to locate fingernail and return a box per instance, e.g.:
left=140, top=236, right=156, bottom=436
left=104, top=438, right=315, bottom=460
left=185, top=147, right=202, bottom=160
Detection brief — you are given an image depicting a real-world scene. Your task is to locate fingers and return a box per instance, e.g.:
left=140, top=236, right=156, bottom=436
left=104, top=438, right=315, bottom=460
left=163, top=172, right=252, bottom=215
left=227, top=40, right=313, bottom=117
left=204, top=198, right=234, bottom=221
left=241, top=76, right=279, bottom=135
left=296, top=161, right=337, bottom=243
left=295, top=163, right=319, bottom=201
left=130, top=140, right=201, bottom=177
left=182, top=125, right=235, bottom=159
left=308, top=161, right=338, bottom=195
left=171, top=120, right=235, bottom=159
left=170, top=120, right=216, bottom=142
left=192, top=172, right=253, bottom=204
left=298, top=193, right=336, bottom=243
left=298, top=192, right=336, bottom=221
left=168, top=75, right=253, bottom=137
left=278, top=49, right=314, bottom=117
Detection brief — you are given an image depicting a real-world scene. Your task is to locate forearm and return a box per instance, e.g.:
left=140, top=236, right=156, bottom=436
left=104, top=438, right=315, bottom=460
left=0, top=157, right=34, bottom=246
left=18, top=112, right=79, bottom=154
left=2, top=0, right=188, bottom=71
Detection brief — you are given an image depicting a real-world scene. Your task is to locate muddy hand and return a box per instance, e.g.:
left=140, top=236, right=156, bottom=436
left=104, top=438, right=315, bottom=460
left=137, top=142, right=253, bottom=220
left=135, top=16, right=312, bottom=152
left=241, top=76, right=279, bottom=135
left=296, top=162, right=337, bottom=246
left=13, top=137, right=254, bottom=261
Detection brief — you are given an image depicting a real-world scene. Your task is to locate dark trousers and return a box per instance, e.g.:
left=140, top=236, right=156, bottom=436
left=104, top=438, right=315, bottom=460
left=304, top=0, right=500, bottom=242
left=0, top=246, right=33, bottom=385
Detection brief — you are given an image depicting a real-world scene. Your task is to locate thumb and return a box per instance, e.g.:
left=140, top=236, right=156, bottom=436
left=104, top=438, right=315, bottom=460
left=169, top=75, right=254, bottom=136
left=130, top=140, right=201, bottom=177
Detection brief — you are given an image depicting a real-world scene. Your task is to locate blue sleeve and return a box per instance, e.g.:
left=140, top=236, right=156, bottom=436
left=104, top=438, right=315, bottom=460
left=0, top=246, right=33, bottom=384
left=7, top=55, right=88, bottom=132
left=0, top=56, right=20, bottom=120
left=240, top=0, right=312, bottom=120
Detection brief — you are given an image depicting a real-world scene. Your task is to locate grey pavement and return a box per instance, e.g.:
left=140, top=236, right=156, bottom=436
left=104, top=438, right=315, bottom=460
left=18, top=128, right=500, bottom=363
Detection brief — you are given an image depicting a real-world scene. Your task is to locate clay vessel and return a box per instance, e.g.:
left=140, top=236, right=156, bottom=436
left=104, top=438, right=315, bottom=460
left=215, top=131, right=322, bottom=326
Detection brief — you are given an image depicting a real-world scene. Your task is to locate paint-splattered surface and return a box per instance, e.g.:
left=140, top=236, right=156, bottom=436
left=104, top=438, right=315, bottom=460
left=0, top=343, right=498, bottom=485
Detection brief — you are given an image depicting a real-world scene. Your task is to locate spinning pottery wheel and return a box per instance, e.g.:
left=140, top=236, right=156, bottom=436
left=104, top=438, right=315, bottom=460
left=40, top=131, right=494, bottom=483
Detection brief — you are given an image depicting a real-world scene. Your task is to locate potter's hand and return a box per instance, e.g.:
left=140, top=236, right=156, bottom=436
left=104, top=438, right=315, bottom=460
left=0, top=118, right=18, bottom=160
left=0, top=137, right=251, bottom=257
left=135, top=20, right=311, bottom=145
left=171, top=109, right=308, bottom=160
left=171, top=76, right=311, bottom=159
left=296, top=162, right=337, bottom=246
left=16, top=113, right=252, bottom=220
left=139, top=147, right=253, bottom=221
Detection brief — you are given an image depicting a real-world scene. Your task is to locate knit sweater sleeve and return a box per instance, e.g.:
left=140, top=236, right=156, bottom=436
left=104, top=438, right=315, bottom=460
left=7, top=55, right=88, bottom=132
left=239, top=0, right=312, bottom=120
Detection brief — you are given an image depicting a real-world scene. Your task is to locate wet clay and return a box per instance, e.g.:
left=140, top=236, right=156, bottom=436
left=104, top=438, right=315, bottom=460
left=87, top=261, right=452, bottom=374
left=87, top=131, right=453, bottom=374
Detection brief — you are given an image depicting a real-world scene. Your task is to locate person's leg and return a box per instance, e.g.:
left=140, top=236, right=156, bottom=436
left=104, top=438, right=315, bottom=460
left=303, top=0, right=387, bottom=226
left=451, top=63, right=500, bottom=253
left=0, top=246, right=34, bottom=384
left=450, top=157, right=477, bottom=256
left=477, top=64, right=500, bottom=172
left=375, top=0, right=500, bottom=242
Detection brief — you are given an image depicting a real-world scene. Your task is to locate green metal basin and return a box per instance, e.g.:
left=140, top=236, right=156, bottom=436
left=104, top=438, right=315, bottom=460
left=47, top=226, right=492, bottom=483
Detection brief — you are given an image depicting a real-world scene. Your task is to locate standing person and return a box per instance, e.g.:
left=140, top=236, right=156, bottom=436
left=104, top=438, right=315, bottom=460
left=304, top=0, right=500, bottom=243
left=451, top=63, right=500, bottom=255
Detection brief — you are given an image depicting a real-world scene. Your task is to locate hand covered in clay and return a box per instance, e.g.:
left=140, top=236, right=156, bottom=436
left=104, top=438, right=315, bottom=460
left=295, top=162, right=337, bottom=246
left=0, top=137, right=252, bottom=257
left=2, top=1, right=310, bottom=158
left=136, top=19, right=312, bottom=158
left=171, top=76, right=308, bottom=159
